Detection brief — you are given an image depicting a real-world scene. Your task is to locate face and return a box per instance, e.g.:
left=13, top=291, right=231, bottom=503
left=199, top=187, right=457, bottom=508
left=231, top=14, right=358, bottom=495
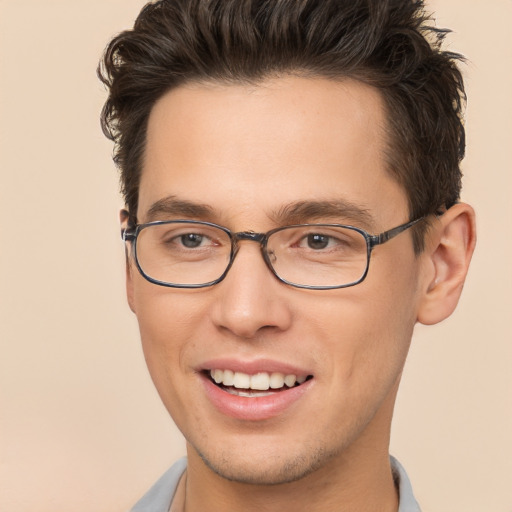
left=126, top=76, right=427, bottom=485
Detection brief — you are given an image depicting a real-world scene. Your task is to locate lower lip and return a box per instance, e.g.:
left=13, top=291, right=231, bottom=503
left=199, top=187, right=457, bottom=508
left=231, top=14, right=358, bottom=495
left=201, top=374, right=313, bottom=421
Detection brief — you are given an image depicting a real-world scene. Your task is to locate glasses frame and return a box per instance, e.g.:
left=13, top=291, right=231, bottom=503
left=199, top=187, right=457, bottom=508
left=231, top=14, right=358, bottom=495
left=122, top=217, right=424, bottom=290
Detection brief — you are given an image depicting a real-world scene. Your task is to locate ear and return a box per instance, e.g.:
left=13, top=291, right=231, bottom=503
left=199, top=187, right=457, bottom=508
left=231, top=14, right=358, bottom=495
left=120, top=209, right=137, bottom=314
left=417, top=203, right=476, bottom=325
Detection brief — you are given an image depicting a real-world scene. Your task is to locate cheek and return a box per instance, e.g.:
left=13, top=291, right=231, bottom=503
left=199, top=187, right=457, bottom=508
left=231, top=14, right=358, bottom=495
left=131, top=280, right=208, bottom=391
left=304, top=259, right=420, bottom=386
left=358, top=267, right=420, bottom=375
left=133, top=275, right=208, bottom=338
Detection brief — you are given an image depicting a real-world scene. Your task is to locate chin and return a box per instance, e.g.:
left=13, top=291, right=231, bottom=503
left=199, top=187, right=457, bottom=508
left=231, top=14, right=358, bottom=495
left=194, top=443, right=338, bottom=486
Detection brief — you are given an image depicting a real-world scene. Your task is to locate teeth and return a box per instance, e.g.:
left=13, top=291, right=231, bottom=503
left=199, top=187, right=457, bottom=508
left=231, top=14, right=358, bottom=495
left=209, top=369, right=308, bottom=391
left=223, top=369, right=234, bottom=386
left=284, top=374, right=297, bottom=387
left=269, top=372, right=284, bottom=389
left=225, top=388, right=274, bottom=397
left=212, top=369, right=223, bottom=384
left=251, top=372, right=270, bottom=390
left=233, top=372, right=250, bottom=389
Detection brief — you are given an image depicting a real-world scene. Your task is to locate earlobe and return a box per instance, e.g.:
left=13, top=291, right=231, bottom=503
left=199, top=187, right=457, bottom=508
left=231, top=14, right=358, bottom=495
left=417, top=203, right=476, bottom=325
left=120, top=209, right=137, bottom=314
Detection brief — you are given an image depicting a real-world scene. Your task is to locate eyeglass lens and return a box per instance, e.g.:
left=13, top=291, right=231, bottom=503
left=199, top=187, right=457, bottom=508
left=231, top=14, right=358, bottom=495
left=134, top=222, right=369, bottom=288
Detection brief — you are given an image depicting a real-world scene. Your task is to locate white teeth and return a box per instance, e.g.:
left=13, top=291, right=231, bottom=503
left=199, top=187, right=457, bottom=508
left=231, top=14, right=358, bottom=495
left=284, top=374, right=297, bottom=387
left=233, top=372, right=251, bottom=389
left=209, top=369, right=308, bottom=391
left=226, top=388, right=274, bottom=397
left=269, top=372, right=285, bottom=389
left=223, top=369, right=234, bottom=386
left=250, top=372, right=270, bottom=390
left=212, top=369, right=223, bottom=384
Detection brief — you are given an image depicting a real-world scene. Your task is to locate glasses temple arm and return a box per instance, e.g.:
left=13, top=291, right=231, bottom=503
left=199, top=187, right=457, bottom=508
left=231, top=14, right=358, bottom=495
left=122, top=228, right=136, bottom=242
left=370, top=217, right=425, bottom=246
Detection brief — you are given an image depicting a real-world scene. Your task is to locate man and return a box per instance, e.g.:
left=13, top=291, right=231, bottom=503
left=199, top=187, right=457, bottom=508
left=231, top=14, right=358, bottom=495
left=98, top=1, right=476, bottom=510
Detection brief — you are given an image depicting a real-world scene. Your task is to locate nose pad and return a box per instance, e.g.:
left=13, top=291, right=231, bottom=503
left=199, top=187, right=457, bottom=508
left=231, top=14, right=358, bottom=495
left=264, top=246, right=278, bottom=269
left=210, top=242, right=292, bottom=339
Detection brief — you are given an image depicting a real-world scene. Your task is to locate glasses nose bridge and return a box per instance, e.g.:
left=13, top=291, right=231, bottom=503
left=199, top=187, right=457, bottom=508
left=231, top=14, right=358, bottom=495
left=224, top=231, right=279, bottom=279
left=233, top=230, right=267, bottom=245
left=229, top=230, right=272, bottom=269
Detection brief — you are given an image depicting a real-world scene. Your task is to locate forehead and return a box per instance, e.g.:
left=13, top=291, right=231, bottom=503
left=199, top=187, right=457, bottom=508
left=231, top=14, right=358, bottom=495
left=140, top=76, right=408, bottom=228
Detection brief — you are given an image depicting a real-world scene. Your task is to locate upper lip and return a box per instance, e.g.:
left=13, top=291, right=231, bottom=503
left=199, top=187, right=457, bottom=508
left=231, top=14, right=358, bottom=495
left=198, top=358, right=312, bottom=377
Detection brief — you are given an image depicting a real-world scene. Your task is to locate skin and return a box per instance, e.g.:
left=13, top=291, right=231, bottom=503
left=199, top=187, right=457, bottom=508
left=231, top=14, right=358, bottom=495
left=123, top=76, right=476, bottom=512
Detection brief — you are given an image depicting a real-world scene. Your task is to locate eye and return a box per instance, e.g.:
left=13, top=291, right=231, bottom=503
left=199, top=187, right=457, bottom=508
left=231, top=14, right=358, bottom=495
left=158, top=228, right=218, bottom=251
left=180, top=233, right=206, bottom=248
left=298, top=233, right=343, bottom=250
left=276, top=227, right=354, bottom=253
left=305, top=233, right=331, bottom=250
left=292, top=228, right=358, bottom=252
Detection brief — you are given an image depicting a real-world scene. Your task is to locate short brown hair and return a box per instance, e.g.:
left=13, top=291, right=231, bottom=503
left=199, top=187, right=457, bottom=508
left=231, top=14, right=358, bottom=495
left=98, top=0, right=466, bottom=251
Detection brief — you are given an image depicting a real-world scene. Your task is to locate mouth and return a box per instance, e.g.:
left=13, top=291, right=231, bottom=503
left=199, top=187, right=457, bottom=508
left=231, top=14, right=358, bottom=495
left=205, top=369, right=313, bottom=397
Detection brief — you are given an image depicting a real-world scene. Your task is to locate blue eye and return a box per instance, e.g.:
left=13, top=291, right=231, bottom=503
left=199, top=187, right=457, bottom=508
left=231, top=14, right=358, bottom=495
left=180, top=233, right=205, bottom=248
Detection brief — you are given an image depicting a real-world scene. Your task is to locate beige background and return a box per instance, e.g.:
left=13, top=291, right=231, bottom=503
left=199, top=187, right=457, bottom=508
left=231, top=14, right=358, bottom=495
left=0, top=1, right=510, bottom=511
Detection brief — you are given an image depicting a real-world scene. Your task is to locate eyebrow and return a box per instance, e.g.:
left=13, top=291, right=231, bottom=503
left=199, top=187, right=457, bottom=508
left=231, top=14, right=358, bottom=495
left=271, top=200, right=375, bottom=229
left=143, top=195, right=375, bottom=230
left=144, top=196, right=214, bottom=222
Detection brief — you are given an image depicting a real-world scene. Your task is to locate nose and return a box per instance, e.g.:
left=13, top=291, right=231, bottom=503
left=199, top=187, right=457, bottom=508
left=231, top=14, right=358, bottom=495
left=210, top=242, right=293, bottom=339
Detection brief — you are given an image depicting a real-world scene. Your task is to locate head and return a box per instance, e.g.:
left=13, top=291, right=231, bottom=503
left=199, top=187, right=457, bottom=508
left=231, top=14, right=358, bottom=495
left=99, top=0, right=475, bottom=488
left=99, top=0, right=466, bottom=252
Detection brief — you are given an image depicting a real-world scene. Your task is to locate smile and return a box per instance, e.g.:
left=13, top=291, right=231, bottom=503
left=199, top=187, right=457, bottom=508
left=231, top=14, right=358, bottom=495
left=200, top=360, right=315, bottom=420
left=208, top=369, right=312, bottom=397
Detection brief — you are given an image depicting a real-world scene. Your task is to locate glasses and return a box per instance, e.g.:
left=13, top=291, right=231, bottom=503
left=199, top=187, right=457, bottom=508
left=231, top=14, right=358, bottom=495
left=122, top=217, right=423, bottom=290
